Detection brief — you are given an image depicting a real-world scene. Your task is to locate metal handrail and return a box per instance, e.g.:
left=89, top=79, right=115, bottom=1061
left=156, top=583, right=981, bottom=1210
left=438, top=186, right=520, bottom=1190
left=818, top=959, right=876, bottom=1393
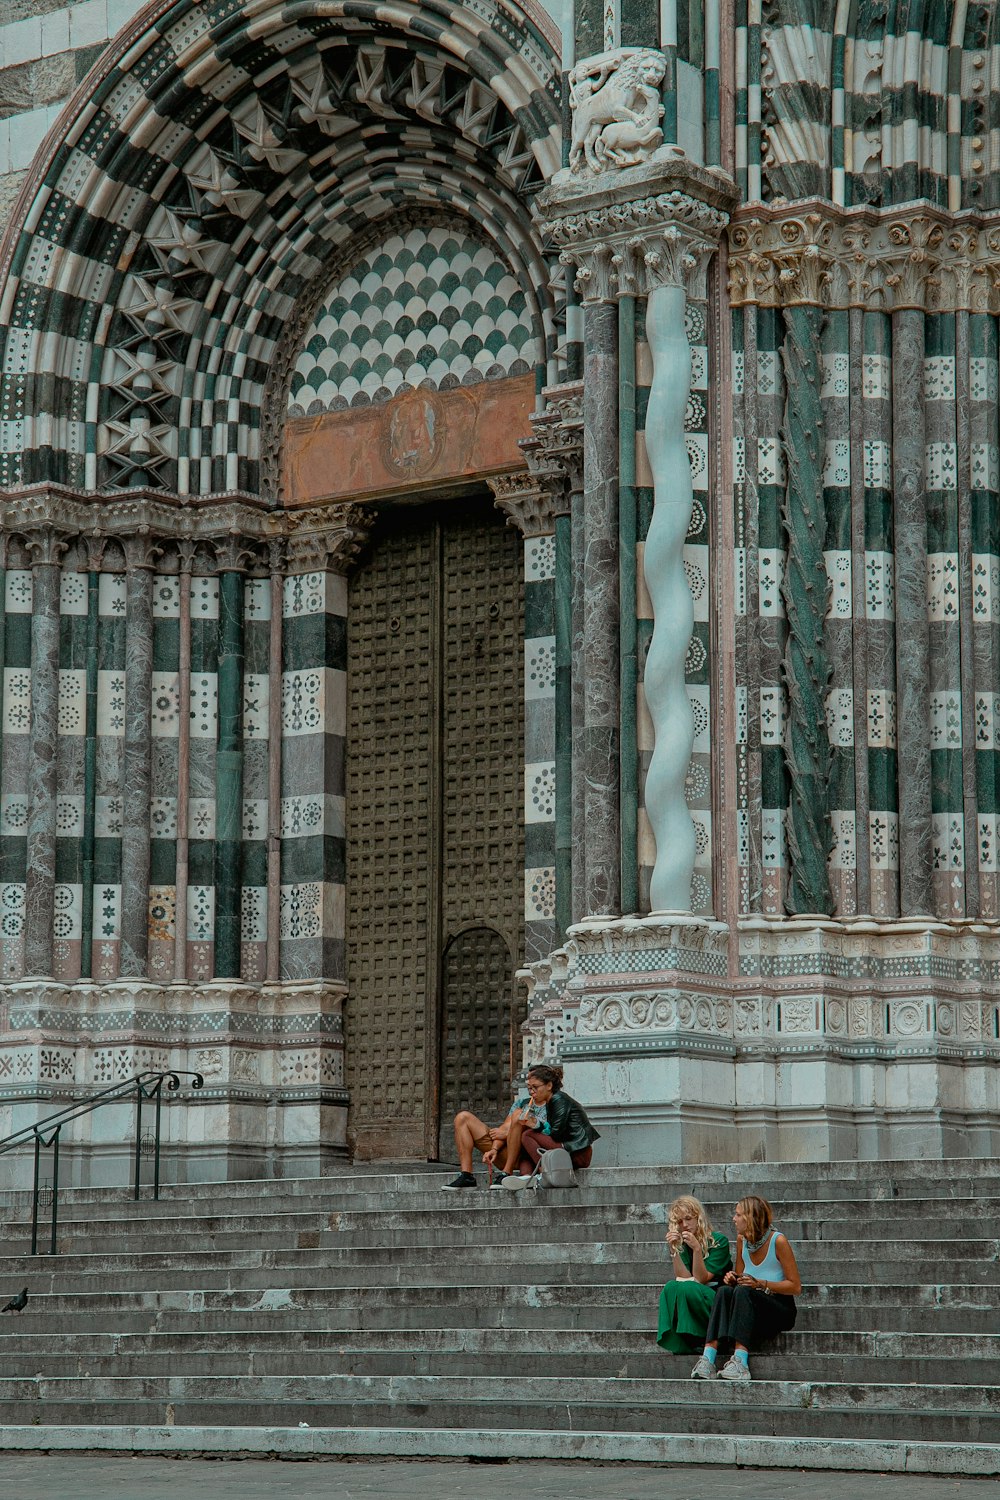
left=0, top=1070, right=204, bottom=1255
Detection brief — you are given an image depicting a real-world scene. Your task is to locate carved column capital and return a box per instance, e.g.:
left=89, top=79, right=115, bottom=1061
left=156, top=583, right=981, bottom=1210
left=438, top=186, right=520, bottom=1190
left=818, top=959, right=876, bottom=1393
left=121, top=533, right=162, bottom=570
left=489, top=470, right=565, bottom=537
left=23, top=530, right=70, bottom=568
left=526, top=385, right=584, bottom=497
left=212, top=535, right=258, bottom=573
left=537, top=158, right=735, bottom=304
left=278, top=503, right=377, bottom=574
left=729, top=200, right=1000, bottom=313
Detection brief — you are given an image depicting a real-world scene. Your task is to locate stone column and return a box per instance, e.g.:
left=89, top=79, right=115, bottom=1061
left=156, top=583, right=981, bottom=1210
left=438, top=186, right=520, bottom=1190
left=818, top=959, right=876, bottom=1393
left=892, top=305, right=933, bottom=916
left=529, top=384, right=584, bottom=940
left=173, top=541, right=195, bottom=983
left=214, top=539, right=251, bottom=978
left=570, top=481, right=586, bottom=922
left=266, top=538, right=285, bottom=985
left=23, top=531, right=66, bottom=977
left=539, top=154, right=733, bottom=919
left=79, top=544, right=101, bottom=979
left=119, top=534, right=157, bottom=977
left=581, top=292, right=621, bottom=916
left=281, top=507, right=373, bottom=982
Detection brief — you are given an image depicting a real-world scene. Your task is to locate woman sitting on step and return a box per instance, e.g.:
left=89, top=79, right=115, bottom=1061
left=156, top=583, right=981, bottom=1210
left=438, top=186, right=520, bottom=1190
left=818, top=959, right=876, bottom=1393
left=656, top=1195, right=733, bottom=1354
left=508, top=1063, right=600, bottom=1179
left=691, top=1194, right=801, bottom=1384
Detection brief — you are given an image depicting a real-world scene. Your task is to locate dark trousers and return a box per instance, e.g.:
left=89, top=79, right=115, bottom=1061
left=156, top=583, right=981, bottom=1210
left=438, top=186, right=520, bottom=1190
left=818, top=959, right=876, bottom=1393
left=519, top=1129, right=594, bottom=1170
left=705, top=1285, right=796, bottom=1349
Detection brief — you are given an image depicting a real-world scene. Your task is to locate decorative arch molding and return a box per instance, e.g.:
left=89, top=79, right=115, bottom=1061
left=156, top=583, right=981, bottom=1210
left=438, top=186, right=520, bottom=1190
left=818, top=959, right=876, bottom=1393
left=0, top=0, right=562, bottom=499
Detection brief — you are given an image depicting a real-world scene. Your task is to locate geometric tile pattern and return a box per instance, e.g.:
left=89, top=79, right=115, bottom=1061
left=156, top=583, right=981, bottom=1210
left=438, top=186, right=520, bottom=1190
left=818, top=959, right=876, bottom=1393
left=289, top=226, right=539, bottom=415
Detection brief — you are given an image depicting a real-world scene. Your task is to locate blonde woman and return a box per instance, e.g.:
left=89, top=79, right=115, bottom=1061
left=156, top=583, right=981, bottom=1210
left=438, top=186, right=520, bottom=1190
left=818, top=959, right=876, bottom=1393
left=691, top=1194, right=801, bottom=1383
left=656, top=1195, right=733, bottom=1354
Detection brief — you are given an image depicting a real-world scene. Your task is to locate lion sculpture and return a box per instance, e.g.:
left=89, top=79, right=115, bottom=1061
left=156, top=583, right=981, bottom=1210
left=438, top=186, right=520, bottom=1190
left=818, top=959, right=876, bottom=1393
left=568, top=49, right=666, bottom=174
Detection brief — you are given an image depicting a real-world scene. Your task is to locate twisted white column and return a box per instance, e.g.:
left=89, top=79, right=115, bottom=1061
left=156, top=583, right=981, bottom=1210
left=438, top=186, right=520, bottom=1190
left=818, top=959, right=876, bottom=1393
left=643, top=282, right=696, bottom=913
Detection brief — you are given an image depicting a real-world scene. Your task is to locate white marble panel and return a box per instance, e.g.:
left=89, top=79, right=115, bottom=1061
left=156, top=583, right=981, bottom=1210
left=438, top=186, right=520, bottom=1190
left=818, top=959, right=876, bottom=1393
left=525, top=761, right=556, bottom=823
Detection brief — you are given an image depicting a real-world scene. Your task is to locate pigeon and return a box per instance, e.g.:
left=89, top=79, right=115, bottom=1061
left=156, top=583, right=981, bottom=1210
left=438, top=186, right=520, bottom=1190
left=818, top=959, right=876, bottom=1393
left=1, top=1288, right=27, bottom=1314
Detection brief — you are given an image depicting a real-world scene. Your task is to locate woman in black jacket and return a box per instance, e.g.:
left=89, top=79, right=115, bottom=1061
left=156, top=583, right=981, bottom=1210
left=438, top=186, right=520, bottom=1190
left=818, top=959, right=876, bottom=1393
left=512, top=1063, right=599, bottom=1173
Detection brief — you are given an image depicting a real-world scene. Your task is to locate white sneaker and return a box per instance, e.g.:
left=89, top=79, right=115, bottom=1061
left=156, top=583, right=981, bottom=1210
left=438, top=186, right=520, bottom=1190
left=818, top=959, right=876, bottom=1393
left=690, top=1355, right=719, bottom=1380
left=719, top=1356, right=751, bottom=1383
left=502, top=1173, right=530, bottom=1190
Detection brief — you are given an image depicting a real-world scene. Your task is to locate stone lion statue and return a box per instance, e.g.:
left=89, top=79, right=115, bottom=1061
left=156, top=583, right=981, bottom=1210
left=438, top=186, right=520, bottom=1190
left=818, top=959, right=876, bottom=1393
left=568, top=48, right=666, bottom=174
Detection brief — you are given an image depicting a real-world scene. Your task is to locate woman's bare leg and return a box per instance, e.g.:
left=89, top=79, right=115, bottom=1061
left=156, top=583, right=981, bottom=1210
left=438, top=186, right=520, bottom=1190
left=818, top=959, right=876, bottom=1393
left=500, top=1118, right=525, bottom=1173
left=453, top=1110, right=492, bottom=1173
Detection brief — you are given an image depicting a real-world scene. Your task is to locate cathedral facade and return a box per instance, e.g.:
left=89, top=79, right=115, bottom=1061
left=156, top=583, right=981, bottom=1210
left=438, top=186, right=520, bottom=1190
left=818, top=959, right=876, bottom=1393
left=0, top=0, right=997, bottom=1178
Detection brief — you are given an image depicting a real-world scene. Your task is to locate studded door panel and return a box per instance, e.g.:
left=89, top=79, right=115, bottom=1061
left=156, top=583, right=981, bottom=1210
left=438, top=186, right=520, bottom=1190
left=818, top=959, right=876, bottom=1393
left=437, top=517, right=524, bottom=1153
left=438, top=927, right=516, bottom=1161
left=346, top=503, right=523, bottom=1162
left=346, top=519, right=435, bottom=1159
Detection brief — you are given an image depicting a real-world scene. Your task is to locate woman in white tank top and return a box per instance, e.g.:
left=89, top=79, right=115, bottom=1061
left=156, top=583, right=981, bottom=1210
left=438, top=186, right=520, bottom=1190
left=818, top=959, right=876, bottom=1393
left=690, top=1194, right=802, bottom=1384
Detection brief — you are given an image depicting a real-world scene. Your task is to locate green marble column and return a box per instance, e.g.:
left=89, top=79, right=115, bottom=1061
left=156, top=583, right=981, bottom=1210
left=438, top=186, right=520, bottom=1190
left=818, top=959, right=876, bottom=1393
left=214, top=565, right=245, bottom=978
left=120, top=539, right=156, bottom=977
left=24, top=539, right=64, bottom=977
left=80, top=568, right=100, bottom=978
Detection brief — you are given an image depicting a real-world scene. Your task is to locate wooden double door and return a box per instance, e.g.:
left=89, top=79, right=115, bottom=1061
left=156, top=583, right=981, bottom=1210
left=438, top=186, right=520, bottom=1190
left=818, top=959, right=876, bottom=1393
left=345, top=498, right=524, bottom=1160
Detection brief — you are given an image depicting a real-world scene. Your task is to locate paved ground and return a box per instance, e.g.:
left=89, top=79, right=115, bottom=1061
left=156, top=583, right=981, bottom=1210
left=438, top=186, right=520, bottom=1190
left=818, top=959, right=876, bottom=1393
left=0, top=1455, right=990, bottom=1499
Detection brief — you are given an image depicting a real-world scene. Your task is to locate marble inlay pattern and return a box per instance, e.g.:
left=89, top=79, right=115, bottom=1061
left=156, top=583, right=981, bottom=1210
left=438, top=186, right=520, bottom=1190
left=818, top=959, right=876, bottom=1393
left=288, top=227, right=539, bottom=415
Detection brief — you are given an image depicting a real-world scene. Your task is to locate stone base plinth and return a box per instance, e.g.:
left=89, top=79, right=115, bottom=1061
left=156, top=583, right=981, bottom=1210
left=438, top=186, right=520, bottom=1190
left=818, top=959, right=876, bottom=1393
left=0, top=979, right=348, bottom=1188
left=520, top=915, right=1000, bottom=1165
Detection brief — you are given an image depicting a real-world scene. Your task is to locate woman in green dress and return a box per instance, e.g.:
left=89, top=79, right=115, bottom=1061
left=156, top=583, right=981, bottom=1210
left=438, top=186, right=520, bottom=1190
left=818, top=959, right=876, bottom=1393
left=657, top=1195, right=733, bottom=1354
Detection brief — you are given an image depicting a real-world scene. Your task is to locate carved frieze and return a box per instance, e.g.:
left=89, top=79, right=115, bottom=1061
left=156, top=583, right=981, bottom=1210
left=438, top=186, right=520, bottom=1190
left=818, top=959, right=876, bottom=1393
left=729, top=201, right=1000, bottom=312
left=0, top=484, right=375, bottom=574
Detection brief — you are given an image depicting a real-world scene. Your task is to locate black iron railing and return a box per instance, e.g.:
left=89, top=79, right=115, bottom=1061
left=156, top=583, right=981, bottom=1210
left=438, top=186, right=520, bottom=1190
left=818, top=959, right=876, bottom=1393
left=0, top=1070, right=204, bottom=1255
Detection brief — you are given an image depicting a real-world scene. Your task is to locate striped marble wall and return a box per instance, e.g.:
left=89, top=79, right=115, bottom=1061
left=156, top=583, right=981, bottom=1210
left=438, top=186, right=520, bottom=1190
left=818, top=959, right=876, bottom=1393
left=731, top=231, right=1000, bottom=923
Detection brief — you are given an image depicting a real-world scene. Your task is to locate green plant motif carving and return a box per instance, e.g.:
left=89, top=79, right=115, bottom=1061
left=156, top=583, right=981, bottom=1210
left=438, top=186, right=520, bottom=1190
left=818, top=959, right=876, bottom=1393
left=779, top=303, right=833, bottom=914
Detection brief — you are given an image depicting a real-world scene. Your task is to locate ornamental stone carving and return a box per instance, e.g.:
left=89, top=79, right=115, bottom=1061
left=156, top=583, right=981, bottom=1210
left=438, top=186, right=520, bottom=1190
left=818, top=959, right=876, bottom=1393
left=488, top=471, right=566, bottom=537
left=729, top=202, right=1000, bottom=313
left=537, top=157, right=736, bottom=305
left=0, top=485, right=379, bottom=573
left=532, top=382, right=584, bottom=494
left=567, top=49, right=666, bottom=174
left=282, top=504, right=376, bottom=574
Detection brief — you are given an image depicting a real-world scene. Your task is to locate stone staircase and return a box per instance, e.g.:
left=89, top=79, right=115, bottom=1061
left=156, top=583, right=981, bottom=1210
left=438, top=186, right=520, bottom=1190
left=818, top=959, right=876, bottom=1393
left=0, top=1160, right=997, bottom=1474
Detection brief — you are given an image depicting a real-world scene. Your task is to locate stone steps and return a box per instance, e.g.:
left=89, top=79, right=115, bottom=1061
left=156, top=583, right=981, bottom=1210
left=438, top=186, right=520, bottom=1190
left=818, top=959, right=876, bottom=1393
left=0, top=1380, right=996, bottom=1443
left=0, top=1160, right=997, bottom=1473
left=14, top=1200, right=1000, bottom=1245
left=0, top=1338, right=993, bottom=1386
